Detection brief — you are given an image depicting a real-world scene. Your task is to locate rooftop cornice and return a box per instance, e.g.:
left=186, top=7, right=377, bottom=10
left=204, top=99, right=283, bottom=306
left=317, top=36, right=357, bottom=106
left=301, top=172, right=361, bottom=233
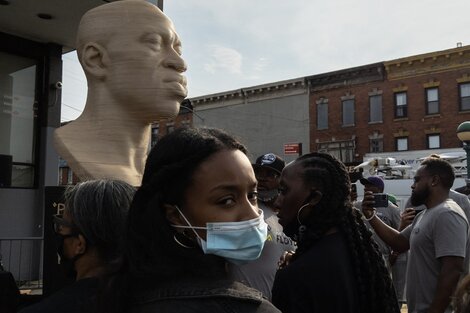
left=190, top=77, right=307, bottom=106
left=384, top=45, right=470, bottom=67
left=384, top=45, right=470, bottom=80
left=306, top=63, right=385, bottom=90
left=306, top=62, right=385, bottom=87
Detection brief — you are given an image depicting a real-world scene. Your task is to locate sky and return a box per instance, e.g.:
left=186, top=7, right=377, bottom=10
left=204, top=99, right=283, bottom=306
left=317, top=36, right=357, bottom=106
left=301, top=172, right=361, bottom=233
left=61, top=0, right=470, bottom=122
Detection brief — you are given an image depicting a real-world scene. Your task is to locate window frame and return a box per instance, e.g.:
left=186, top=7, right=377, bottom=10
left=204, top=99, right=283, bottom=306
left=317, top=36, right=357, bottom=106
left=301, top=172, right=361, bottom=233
left=394, top=92, right=408, bottom=118
left=369, top=138, right=384, bottom=153
left=396, top=137, right=408, bottom=151
left=0, top=33, right=45, bottom=189
left=369, top=94, right=383, bottom=123
left=425, top=87, right=439, bottom=115
left=459, top=83, right=470, bottom=111
left=341, top=99, right=355, bottom=126
left=316, top=101, right=328, bottom=130
left=427, top=134, right=441, bottom=149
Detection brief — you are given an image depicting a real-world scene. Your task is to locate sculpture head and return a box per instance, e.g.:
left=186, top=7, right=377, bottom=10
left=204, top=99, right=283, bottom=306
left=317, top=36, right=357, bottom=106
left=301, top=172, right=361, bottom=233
left=76, top=0, right=187, bottom=122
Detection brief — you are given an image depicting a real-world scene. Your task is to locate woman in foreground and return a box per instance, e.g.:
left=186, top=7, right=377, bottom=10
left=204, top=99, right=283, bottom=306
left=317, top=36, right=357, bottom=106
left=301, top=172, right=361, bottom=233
left=101, top=127, right=279, bottom=313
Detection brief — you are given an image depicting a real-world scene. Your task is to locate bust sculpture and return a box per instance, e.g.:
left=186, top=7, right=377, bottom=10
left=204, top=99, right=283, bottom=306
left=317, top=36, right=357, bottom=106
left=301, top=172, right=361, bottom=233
left=54, top=0, right=187, bottom=186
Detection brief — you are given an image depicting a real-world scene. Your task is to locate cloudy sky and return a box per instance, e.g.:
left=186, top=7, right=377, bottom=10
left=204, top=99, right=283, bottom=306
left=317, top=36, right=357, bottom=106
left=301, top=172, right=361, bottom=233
left=61, top=0, right=470, bottom=121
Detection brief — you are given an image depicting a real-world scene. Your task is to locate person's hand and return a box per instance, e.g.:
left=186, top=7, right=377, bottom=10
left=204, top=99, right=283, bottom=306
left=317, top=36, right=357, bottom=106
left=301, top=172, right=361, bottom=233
left=389, top=251, right=400, bottom=266
left=278, top=250, right=295, bottom=270
left=361, top=191, right=376, bottom=220
left=399, top=208, right=416, bottom=230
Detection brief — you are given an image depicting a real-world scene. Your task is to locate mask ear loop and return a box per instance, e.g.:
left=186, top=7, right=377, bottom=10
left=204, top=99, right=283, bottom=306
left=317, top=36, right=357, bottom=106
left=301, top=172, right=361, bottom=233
left=172, top=205, right=205, bottom=241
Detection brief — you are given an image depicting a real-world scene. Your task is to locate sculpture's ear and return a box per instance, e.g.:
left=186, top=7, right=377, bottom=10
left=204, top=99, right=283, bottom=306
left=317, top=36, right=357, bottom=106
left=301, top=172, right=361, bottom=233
left=81, top=42, right=108, bottom=80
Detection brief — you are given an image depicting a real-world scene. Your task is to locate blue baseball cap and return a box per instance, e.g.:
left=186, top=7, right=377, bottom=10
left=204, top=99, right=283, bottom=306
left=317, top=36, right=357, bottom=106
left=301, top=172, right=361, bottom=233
left=359, top=176, right=384, bottom=190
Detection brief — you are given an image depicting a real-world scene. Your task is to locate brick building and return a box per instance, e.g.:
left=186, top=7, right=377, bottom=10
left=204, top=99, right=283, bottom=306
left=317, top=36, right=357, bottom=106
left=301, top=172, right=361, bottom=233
left=150, top=99, right=193, bottom=147
left=308, top=45, right=470, bottom=164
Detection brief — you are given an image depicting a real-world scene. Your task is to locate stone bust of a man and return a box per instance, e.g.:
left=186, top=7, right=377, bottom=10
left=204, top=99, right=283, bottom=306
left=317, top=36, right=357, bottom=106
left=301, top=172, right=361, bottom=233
left=54, top=0, right=187, bottom=186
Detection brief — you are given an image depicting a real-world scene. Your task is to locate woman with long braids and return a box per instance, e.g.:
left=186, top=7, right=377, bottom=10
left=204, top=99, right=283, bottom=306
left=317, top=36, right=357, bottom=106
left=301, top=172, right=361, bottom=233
left=99, top=127, right=280, bottom=313
left=271, top=152, right=399, bottom=313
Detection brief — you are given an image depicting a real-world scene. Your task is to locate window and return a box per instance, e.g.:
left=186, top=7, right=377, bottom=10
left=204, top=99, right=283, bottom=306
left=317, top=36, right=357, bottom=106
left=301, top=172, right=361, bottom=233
left=342, top=99, right=355, bottom=126
left=370, top=138, right=383, bottom=153
left=396, top=137, right=408, bottom=151
left=369, top=95, right=382, bottom=123
left=425, top=88, right=439, bottom=115
left=317, top=102, right=328, bottom=130
left=427, top=134, right=440, bottom=149
left=166, top=124, right=174, bottom=134
left=460, top=83, right=470, bottom=111
left=151, top=126, right=159, bottom=147
left=394, top=92, right=407, bottom=118
left=317, top=139, right=355, bottom=163
left=0, top=51, right=38, bottom=188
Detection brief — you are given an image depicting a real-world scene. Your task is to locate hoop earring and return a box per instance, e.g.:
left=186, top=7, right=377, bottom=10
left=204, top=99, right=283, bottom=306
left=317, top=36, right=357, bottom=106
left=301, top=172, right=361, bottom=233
left=173, top=232, right=195, bottom=249
left=297, top=203, right=311, bottom=224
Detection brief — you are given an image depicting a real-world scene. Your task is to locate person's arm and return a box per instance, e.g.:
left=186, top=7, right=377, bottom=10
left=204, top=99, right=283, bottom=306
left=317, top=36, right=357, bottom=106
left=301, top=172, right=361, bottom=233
left=428, top=256, right=464, bottom=313
left=399, top=208, right=418, bottom=231
left=362, top=191, right=410, bottom=253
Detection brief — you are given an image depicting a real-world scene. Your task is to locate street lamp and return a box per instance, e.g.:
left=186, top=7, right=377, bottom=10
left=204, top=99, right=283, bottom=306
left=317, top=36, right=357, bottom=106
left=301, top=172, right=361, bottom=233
left=456, top=121, right=470, bottom=179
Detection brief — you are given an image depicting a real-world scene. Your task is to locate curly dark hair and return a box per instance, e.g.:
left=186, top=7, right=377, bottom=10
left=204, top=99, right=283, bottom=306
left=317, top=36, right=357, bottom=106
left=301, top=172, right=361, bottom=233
left=292, top=152, right=399, bottom=313
left=98, top=127, right=249, bottom=313
left=421, top=157, right=455, bottom=189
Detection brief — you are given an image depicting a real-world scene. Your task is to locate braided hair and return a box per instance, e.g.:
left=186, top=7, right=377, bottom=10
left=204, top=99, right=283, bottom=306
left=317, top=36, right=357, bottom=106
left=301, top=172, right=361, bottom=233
left=293, top=152, right=399, bottom=313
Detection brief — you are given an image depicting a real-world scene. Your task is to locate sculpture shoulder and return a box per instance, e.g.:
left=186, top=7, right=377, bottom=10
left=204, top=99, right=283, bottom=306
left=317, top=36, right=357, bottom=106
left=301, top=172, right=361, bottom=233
left=54, top=125, right=78, bottom=161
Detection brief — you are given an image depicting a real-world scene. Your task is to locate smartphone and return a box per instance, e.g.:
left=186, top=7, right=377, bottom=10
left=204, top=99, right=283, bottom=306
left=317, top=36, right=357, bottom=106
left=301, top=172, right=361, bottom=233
left=373, top=193, right=389, bottom=207
left=351, top=183, right=357, bottom=193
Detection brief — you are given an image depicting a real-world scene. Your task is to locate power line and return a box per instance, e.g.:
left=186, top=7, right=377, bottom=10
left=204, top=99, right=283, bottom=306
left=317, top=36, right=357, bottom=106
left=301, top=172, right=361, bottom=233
left=62, top=103, right=83, bottom=113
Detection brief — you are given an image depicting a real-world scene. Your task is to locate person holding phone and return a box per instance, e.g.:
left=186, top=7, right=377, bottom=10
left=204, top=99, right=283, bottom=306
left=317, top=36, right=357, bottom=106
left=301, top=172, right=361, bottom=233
left=359, top=177, right=401, bottom=270
left=362, top=158, right=469, bottom=313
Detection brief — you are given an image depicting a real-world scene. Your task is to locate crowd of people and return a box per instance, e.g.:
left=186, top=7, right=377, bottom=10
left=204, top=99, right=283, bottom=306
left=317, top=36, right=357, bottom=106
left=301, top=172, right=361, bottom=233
left=4, top=0, right=470, bottom=312
left=5, top=125, right=468, bottom=313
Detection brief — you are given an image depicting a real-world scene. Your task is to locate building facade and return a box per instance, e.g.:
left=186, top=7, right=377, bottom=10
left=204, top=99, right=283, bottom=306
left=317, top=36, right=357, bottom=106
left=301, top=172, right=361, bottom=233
left=191, top=78, right=310, bottom=163
left=150, top=99, right=194, bottom=147
left=308, top=45, right=470, bottom=164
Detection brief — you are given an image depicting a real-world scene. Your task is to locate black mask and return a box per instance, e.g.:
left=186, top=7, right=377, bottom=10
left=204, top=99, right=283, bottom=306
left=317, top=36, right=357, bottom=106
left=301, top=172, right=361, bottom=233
left=54, top=233, right=84, bottom=280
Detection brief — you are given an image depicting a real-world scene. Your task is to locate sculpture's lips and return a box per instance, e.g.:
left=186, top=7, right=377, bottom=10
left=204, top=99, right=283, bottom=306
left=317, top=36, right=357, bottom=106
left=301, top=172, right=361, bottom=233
left=163, top=75, right=187, bottom=97
left=164, top=75, right=187, bottom=85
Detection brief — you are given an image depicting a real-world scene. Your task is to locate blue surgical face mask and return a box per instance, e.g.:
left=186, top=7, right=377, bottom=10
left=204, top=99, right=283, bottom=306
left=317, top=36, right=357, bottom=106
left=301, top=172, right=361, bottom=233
left=172, top=206, right=268, bottom=265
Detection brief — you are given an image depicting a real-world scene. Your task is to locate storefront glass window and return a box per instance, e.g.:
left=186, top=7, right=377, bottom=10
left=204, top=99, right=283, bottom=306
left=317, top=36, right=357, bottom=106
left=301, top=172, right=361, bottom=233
left=0, top=51, right=37, bottom=188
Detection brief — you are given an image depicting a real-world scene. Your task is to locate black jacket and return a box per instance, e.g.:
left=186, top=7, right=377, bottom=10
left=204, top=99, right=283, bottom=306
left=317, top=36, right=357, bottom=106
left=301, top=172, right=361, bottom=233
left=131, top=279, right=280, bottom=313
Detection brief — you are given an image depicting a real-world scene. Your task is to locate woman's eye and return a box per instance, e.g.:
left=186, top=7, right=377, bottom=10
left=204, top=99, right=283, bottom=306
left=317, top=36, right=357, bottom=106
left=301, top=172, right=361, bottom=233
left=278, top=187, right=286, bottom=195
left=220, top=197, right=235, bottom=206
